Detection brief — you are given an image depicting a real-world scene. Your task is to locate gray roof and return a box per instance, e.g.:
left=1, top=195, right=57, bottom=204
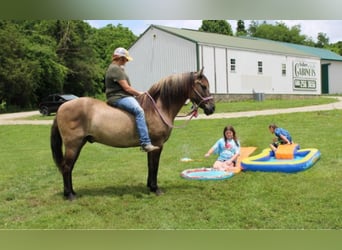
left=150, top=25, right=318, bottom=59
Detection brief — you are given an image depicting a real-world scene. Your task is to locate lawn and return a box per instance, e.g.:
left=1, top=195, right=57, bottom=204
left=0, top=108, right=341, bottom=229
left=24, top=95, right=338, bottom=120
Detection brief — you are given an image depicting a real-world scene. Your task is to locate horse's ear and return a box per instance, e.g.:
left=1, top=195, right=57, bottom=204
left=197, top=67, right=204, bottom=77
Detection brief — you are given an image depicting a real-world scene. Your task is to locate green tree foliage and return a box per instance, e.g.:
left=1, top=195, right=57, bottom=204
left=337, top=43, right=342, bottom=55
left=332, top=41, right=342, bottom=55
left=0, top=20, right=137, bottom=110
left=51, top=20, right=104, bottom=96
left=86, top=23, right=136, bottom=95
left=199, top=20, right=233, bottom=36
left=236, top=20, right=247, bottom=36
left=0, top=20, right=65, bottom=108
left=88, top=24, right=137, bottom=69
left=247, top=20, right=260, bottom=37
left=248, top=21, right=308, bottom=44
left=247, top=20, right=341, bottom=54
left=316, top=32, right=329, bottom=48
left=16, top=20, right=68, bottom=101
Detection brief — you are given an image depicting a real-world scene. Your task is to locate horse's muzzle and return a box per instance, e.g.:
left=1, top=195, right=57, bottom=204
left=203, top=103, right=215, bottom=115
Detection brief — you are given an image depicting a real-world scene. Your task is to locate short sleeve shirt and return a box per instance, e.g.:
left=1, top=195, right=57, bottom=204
left=105, top=64, right=132, bottom=102
left=274, top=128, right=292, bottom=142
left=212, top=138, right=240, bottom=161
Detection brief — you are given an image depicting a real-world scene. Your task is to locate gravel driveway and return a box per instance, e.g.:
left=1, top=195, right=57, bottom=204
left=1, top=96, right=342, bottom=125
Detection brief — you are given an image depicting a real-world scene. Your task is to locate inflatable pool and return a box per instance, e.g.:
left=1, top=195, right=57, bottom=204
left=180, top=168, right=234, bottom=180
left=241, top=147, right=320, bottom=173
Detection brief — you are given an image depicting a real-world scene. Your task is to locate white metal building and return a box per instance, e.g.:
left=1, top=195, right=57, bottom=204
left=126, top=25, right=342, bottom=96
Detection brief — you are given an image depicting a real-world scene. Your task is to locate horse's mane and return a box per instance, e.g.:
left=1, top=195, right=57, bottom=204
left=138, top=72, right=193, bottom=112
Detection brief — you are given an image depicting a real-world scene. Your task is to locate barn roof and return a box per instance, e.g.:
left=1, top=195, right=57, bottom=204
left=149, top=25, right=318, bottom=59
left=281, top=42, right=342, bottom=61
left=243, top=36, right=342, bottom=61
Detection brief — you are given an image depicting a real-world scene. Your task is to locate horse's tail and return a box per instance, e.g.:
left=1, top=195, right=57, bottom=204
left=50, top=118, right=64, bottom=172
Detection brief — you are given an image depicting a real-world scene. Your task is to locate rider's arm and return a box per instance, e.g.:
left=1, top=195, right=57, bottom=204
left=117, top=79, right=143, bottom=97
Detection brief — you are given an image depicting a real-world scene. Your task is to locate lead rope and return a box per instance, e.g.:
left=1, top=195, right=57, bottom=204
left=144, top=92, right=198, bottom=129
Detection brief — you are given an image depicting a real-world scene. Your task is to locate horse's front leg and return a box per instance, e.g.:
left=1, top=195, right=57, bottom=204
left=63, top=170, right=76, bottom=200
left=147, top=147, right=164, bottom=195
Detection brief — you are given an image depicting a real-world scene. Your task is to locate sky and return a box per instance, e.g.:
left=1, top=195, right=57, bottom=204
left=86, top=20, right=342, bottom=43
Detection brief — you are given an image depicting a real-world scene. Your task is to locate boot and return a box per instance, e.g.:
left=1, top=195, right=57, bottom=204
left=141, top=144, right=160, bottom=152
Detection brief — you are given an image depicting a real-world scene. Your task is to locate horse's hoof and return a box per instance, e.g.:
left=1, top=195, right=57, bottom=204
left=155, top=189, right=164, bottom=196
left=148, top=185, right=164, bottom=196
left=64, top=193, right=77, bottom=201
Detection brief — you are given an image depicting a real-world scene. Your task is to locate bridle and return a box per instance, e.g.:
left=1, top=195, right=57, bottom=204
left=191, top=84, right=214, bottom=109
left=145, top=72, right=213, bottom=129
left=188, top=72, right=214, bottom=113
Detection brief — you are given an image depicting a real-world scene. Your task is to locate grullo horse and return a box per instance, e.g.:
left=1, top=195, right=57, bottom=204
left=50, top=68, right=215, bottom=200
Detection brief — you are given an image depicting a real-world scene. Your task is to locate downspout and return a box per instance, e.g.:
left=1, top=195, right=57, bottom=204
left=196, top=42, right=200, bottom=71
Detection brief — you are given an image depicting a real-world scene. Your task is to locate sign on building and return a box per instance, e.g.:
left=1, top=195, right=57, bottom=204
left=293, top=61, right=318, bottom=90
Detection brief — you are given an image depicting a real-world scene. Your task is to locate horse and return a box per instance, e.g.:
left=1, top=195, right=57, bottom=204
left=50, top=68, right=215, bottom=200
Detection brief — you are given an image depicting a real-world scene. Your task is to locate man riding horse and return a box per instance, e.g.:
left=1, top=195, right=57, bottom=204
left=105, top=47, right=159, bottom=153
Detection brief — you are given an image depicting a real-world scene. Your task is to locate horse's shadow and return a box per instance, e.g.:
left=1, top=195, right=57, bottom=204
left=55, top=182, right=196, bottom=200
left=78, top=184, right=150, bottom=199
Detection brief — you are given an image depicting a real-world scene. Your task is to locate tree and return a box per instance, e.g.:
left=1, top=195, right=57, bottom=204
left=249, top=21, right=308, bottom=44
left=87, top=23, right=137, bottom=70
left=247, top=20, right=264, bottom=37
left=18, top=20, right=68, bottom=100
left=325, top=41, right=342, bottom=56
left=84, top=23, right=137, bottom=95
left=199, top=20, right=233, bottom=36
left=0, top=20, right=138, bottom=110
left=236, top=20, right=247, bottom=36
left=316, top=32, right=329, bottom=48
left=48, top=20, right=104, bottom=97
left=0, top=21, right=65, bottom=108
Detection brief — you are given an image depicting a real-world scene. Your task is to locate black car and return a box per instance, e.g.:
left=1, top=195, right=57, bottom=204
left=38, top=94, right=78, bottom=116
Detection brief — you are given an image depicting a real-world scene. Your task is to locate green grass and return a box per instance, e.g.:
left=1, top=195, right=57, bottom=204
left=181, top=96, right=338, bottom=115
left=25, top=96, right=338, bottom=120
left=214, top=95, right=337, bottom=111
left=0, top=109, right=341, bottom=229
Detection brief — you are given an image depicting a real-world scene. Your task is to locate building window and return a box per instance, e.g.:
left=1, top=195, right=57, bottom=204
left=282, top=63, right=286, bottom=76
left=230, top=58, right=236, bottom=72
left=258, top=61, right=263, bottom=74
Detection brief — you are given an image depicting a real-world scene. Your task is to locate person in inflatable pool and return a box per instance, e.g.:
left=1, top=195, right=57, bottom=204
left=204, top=125, right=240, bottom=171
left=268, top=124, right=293, bottom=152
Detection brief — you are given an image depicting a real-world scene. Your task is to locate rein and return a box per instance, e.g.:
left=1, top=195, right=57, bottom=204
left=144, top=91, right=198, bottom=129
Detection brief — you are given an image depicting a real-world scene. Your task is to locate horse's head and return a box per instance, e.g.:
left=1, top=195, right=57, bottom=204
left=189, top=68, right=215, bottom=115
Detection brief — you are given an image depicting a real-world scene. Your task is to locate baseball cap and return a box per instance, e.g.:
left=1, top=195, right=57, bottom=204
left=113, top=47, right=133, bottom=61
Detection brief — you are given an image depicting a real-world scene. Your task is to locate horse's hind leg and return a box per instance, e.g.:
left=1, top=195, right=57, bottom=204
left=62, top=140, right=86, bottom=200
left=147, top=147, right=164, bottom=195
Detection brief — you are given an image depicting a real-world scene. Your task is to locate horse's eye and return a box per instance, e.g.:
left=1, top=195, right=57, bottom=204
left=201, top=85, right=207, bottom=91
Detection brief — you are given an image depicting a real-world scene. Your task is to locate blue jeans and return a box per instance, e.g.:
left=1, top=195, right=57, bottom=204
left=109, top=96, right=151, bottom=146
